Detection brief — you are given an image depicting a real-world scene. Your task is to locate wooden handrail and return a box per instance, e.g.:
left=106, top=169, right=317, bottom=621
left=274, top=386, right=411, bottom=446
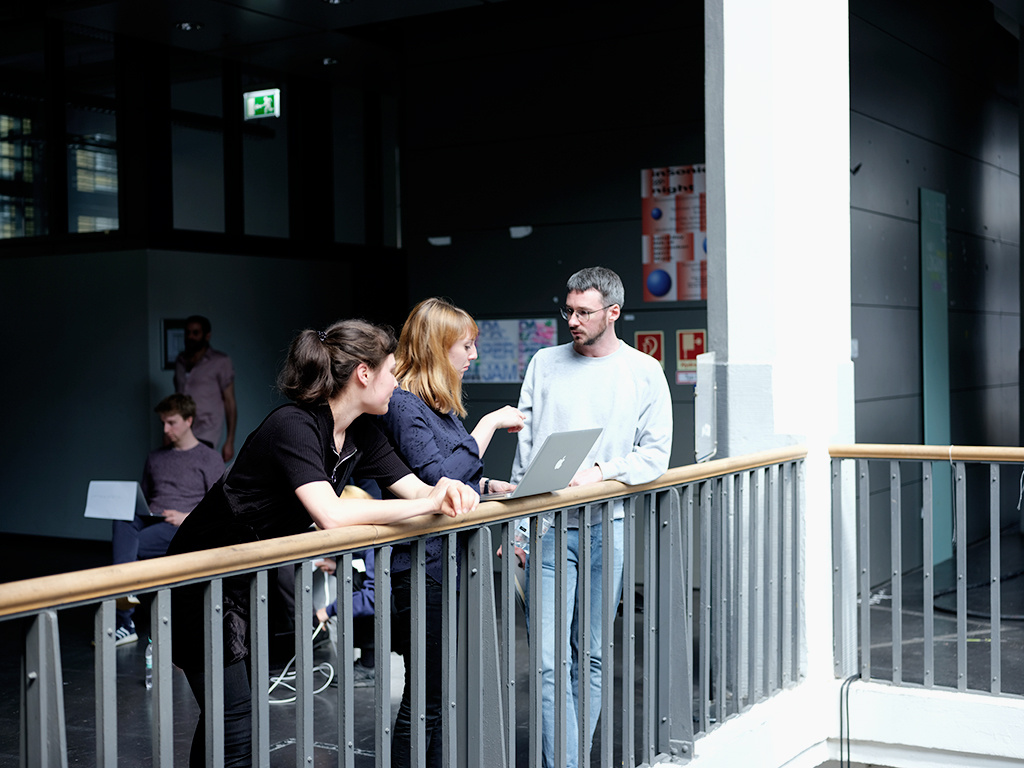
left=829, top=443, right=1024, bottom=462
left=0, top=445, right=807, bottom=619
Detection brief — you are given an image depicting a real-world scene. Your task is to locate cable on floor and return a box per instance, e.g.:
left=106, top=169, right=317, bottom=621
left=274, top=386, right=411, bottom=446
left=838, top=673, right=859, bottom=768
left=268, top=561, right=337, bottom=703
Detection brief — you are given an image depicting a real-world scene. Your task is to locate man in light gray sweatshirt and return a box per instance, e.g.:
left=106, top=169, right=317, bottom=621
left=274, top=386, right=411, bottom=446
left=512, top=266, right=673, bottom=768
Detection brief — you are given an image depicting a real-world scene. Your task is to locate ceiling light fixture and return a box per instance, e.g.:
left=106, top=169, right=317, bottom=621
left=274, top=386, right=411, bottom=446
left=175, top=21, right=204, bottom=32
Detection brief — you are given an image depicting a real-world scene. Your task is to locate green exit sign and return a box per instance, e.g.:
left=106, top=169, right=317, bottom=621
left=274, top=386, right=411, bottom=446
left=243, top=88, right=281, bottom=120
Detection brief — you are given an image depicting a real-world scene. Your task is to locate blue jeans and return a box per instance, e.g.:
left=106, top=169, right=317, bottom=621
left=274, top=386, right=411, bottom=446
left=111, top=514, right=177, bottom=627
left=526, top=519, right=624, bottom=768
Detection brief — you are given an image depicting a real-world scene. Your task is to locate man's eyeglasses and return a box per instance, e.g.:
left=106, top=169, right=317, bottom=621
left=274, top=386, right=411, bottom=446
left=560, top=304, right=615, bottom=322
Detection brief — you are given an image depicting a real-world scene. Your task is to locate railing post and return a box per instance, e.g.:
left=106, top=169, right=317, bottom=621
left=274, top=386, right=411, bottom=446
left=499, top=521, right=517, bottom=768
left=832, top=458, right=858, bottom=677
left=620, top=495, right=637, bottom=768
left=955, top=461, right=968, bottom=691
left=294, top=562, right=314, bottom=768
left=527, top=517, right=545, bottom=768
left=202, top=578, right=225, bottom=767
left=857, top=459, right=871, bottom=682
left=250, top=570, right=271, bottom=768
left=600, top=499, right=616, bottom=768
left=94, top=600, right=116, bottom=768
left=374, top=546, right=392, bottom=768
left=641, top=492, right=658, bottom=765
left=989, top=463, right=1001, bottom=695
left=409, top=539, right=427, bottom=768
left=22, top=609, right=68, bottom=768
left=658, top=486, right=694, bottom=760
left=578, top=504, right=593, bottom=768
left=889, top=461, right=903, bottom=686
left=457, top=525, right=507, bottom=768
left=151, top=589, right=174, bottom=768
left=922, top=463, right=934, bottom=689
left=699, top=480, right=713, bottom=733
left=441, top=534, right=458, bottom=768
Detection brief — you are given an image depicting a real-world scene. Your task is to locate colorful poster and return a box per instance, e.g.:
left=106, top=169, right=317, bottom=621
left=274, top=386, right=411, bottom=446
left=641, top=165, right=707, bottom=302
left=465, top=318, right=557, bottom=383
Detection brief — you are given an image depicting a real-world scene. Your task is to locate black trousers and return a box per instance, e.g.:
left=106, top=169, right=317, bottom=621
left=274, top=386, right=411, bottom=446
left=183, top=659, right=253, bottom=768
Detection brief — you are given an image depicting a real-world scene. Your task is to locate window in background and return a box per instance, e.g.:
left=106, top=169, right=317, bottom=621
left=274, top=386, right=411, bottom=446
left=0, top=113, right=44, bottom=238
left=64, top=26, right=118, bottom=234
left=66, top=109, right=118, bottom=233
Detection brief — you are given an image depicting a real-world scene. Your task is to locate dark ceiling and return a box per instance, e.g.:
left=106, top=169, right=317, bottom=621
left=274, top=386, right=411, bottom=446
left=2, top=0, right=514, bottom=88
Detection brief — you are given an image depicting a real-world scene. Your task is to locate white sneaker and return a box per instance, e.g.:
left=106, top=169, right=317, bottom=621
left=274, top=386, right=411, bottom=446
left=114, top=623, right=138, bottom=646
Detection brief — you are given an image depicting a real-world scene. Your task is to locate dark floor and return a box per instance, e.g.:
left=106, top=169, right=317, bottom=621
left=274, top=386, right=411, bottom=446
left=864, top=525, right=1024, bottom=694
left=1, top=530, right=1022, bottom=766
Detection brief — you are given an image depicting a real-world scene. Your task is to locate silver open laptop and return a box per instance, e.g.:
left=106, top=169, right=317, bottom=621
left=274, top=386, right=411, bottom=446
left=482, top=427, right=603, bottom=501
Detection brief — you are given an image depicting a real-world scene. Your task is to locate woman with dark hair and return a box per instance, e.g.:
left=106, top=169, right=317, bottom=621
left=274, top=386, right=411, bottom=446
left=168, top=318, right=478, bottom=768
left=383, top=297, right=524, bottom=767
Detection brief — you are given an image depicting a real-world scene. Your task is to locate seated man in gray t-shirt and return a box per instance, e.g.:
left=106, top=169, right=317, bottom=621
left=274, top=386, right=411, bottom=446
left=111, top=393, right=225, bottom=644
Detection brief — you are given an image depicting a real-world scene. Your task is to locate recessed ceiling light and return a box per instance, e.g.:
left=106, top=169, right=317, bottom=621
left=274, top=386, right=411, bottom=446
left=175, top=21, right=204, bottom=32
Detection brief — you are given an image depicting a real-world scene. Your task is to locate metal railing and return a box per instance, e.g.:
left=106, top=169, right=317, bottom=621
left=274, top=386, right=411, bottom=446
left=3, top=446, right=806, bottom=767
left=831, top=444, right=1024, bottom=696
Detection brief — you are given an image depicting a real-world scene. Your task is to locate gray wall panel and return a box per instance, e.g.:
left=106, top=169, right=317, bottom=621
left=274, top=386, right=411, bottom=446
left=0, top=252, right=150, bottom=541
left=851, top=209, right=919, bottom=307
left=852, top=113, right=1014, bottom=241
left=948, top=311, right=1019, bottom=391
left=948, top=233, right=1020, bottom=314
left=851, top=15, right=1017, bottom=172
left=854, top=396, right=923, bottom=445
left=853, top=305, right=921, bottom=401
left=850, top=0, right=1019, bottom=529
left=950, top=385, right=1019, bottom=447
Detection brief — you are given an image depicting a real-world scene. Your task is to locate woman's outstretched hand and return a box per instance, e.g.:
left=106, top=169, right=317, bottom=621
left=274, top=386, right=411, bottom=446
left=488, top=405, right=526, bottom=433
left=430, top=477, right=480, bottom=517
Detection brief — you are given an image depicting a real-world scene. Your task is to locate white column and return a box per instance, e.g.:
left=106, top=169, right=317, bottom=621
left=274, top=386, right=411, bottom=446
left=704, top=0, right=855, bottom=723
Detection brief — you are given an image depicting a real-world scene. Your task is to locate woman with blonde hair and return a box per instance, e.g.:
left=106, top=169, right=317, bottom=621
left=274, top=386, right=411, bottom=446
left=383, top=297, right=524, bottom=767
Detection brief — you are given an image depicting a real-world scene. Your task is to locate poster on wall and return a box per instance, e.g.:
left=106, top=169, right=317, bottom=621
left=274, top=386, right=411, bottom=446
left=464, top=318, right=558, bottom=383
left=641, top=165, right=707, bottom=302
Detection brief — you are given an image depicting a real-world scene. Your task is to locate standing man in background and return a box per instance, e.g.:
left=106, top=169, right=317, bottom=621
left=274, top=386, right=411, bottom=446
left=174, top=314, right=238, bottom=462
left=513, top=266, right=672, bottom=768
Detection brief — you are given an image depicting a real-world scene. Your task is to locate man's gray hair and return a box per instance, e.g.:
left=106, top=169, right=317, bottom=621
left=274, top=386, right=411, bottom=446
left=566, top=266, right=625, bottom=309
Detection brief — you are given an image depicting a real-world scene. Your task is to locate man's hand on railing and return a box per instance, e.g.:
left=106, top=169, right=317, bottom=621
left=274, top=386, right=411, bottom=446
left=568, top=464, right=603, bottom=487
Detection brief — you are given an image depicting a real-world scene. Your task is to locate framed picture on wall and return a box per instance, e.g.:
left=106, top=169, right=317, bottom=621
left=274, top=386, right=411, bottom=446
left=162, top=319, right=187, bottom=371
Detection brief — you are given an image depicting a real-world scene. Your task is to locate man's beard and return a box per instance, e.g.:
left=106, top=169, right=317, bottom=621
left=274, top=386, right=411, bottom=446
left=184, top=338, right=206, bottom=355
left=576, top=324, right=607, bottom=347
